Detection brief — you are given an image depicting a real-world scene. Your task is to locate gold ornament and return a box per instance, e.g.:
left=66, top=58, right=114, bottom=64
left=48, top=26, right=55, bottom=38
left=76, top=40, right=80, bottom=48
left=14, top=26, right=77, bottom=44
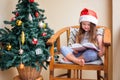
left=6, top=44, right=12, bottom=50
left=21, top=31, right=25, bottom=45
left=43, top=23, right=46, bottom=28
left=19, top=63, right=24, bottom=69
left=16, top=20, right=22, bottom=26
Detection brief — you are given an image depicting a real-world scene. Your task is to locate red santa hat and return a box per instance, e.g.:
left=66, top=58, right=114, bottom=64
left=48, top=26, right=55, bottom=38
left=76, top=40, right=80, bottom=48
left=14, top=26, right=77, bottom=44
left=79, top=8, right=98, bottom=25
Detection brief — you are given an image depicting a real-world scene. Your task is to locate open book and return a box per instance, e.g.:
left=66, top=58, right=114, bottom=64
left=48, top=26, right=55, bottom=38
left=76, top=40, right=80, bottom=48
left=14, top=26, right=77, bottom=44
left=70, top=43, right=100, bottom=51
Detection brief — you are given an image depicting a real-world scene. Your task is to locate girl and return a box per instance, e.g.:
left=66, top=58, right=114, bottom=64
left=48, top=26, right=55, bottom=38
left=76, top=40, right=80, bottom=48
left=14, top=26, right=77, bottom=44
left=60, top=8, right=104, bottom=66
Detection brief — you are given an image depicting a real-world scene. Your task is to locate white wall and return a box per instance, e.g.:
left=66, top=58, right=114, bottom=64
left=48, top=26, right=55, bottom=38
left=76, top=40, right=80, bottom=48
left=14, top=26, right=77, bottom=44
left=38, top=0, right=111, bottom=31
left=0, top=0, right=112, bottom=80
left=112, top=0, right=120, bottom=80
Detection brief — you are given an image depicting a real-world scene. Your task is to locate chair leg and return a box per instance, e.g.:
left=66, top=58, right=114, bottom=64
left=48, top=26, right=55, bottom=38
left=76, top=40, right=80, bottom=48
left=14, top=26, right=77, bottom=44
left=104, top=72, right=108, bottom=80
left=77, top=70, right=79, bottom=79
left=97, top=70, right=101, bottom=80
left=73, top=69, right=79, bottom=79
left=67, top=69, right=71, bottom=78
left=73, top=69, right=76, bottom=78
left=71, top=70, right=82, bottom=79
left=80, top=70, right=82, bottom=79
left=50, top=70, right=54, bottom=80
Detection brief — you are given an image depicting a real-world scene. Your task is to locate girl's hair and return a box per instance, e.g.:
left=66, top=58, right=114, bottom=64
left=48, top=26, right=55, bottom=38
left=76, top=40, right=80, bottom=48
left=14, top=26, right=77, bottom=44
left=76, top=22, right=97, bottom=44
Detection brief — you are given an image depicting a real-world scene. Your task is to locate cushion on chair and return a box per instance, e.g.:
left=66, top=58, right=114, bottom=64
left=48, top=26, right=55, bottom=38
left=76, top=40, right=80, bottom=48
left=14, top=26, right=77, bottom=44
left=96, top=27, right=104, bottom=36
left=59, top=58, right=103, bottom=65
left=68, top=27, right=79, bottom=46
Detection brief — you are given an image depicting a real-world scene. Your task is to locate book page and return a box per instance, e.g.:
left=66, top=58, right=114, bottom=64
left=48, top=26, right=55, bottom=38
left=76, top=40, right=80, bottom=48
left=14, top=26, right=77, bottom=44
left=70, top=43, right=86, bottom=51
left=82, top=43, right=100, bottom=51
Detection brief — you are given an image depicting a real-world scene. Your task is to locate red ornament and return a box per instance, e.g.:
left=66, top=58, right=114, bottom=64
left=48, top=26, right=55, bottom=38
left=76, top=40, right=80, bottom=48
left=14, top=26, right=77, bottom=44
left=32, top=38, right=38, bottom=45
left=29, top=0, right=34, bottom=3
left=35, top=12, right=39, bottom=18
left=15, top=12, right=19, bottom=17
left=42, top=32, right=47, bottom=36
left=11, top=17, right=16, bottom=21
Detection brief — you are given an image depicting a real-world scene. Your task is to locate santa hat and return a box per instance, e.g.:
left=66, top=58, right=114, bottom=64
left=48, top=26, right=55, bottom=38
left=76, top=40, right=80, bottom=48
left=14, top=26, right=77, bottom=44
left=79, top=8, right=98, bottom=25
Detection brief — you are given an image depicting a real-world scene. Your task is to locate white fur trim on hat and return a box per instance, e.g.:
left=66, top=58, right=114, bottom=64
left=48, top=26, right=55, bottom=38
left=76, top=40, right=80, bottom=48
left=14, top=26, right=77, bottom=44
left=79, top=15, right=98, bottom=25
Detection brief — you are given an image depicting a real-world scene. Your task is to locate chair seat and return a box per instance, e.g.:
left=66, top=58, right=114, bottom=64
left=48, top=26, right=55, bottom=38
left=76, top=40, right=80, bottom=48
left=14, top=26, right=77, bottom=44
left=54, top=63, right=104, bottom=70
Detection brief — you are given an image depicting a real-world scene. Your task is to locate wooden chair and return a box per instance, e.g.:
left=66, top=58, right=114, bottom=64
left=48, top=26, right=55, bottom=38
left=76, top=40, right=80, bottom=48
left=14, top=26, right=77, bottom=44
left=47, top=25, right=111, bottom=80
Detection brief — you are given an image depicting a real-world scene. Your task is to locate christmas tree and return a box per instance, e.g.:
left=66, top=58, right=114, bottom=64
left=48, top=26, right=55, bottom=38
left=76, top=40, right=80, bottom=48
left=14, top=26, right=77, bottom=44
left=0, top=0, right=54, bottom=71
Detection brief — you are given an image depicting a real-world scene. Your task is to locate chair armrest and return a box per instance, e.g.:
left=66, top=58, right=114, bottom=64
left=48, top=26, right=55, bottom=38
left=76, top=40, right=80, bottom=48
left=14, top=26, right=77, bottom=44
left=103, top=28, right=111, bottom=46
left=46, top=27, right=70, bottom=62
left=47, top=27, right=70, bottom=45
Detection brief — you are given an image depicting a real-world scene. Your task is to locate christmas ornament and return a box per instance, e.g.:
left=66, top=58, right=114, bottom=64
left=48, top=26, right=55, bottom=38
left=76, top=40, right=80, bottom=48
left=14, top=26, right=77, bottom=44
left=41, top=32, right=47, bottom=36
left=38, top=22, right=43, bottom=28
left=11, top=17, right=16, bottom=21
left=35, top=48, right=43, bottom=55
left=16, top=20, right=22, bottom=26
left=44, top=29, right=47, bottom=31
left=29, top=13, right=32, bottom=21
left=39, top=22, right=46, bottom=28
left=6, top=44, right=12, bottom=50
left=35, top=11, right=39, bottom=18
left=21, top=31, right=25, bottom=45
left=32, top=38, right=38, bottom=45
left=15, top=12, right=19, bottom=17
left=19, top=49, right=24, bottom=54
left=29, top=0, right=34, bottom=3
left=19, top=63, right=24, bottom=69
left=43, top=23, right=46, bottom=28
left=47, top=56, right=52, bottom=62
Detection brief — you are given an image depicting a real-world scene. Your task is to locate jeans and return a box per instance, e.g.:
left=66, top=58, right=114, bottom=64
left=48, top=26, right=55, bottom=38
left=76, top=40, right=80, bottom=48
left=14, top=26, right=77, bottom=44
left=60, top=46, right=99, bottom=62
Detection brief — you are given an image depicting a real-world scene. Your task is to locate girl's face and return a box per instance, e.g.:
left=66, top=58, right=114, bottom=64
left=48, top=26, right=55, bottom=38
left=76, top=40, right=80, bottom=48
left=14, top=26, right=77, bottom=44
left=81, top=21, right=91, bottom=32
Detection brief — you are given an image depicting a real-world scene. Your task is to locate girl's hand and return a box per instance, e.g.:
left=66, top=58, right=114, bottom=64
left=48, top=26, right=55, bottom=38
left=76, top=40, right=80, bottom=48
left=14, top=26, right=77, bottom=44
left=98, top=51, right=104, bottom=57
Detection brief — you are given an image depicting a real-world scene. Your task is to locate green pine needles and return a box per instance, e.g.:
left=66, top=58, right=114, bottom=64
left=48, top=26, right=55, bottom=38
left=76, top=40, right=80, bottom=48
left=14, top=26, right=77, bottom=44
left=0, top=0, right=54, bottom=71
